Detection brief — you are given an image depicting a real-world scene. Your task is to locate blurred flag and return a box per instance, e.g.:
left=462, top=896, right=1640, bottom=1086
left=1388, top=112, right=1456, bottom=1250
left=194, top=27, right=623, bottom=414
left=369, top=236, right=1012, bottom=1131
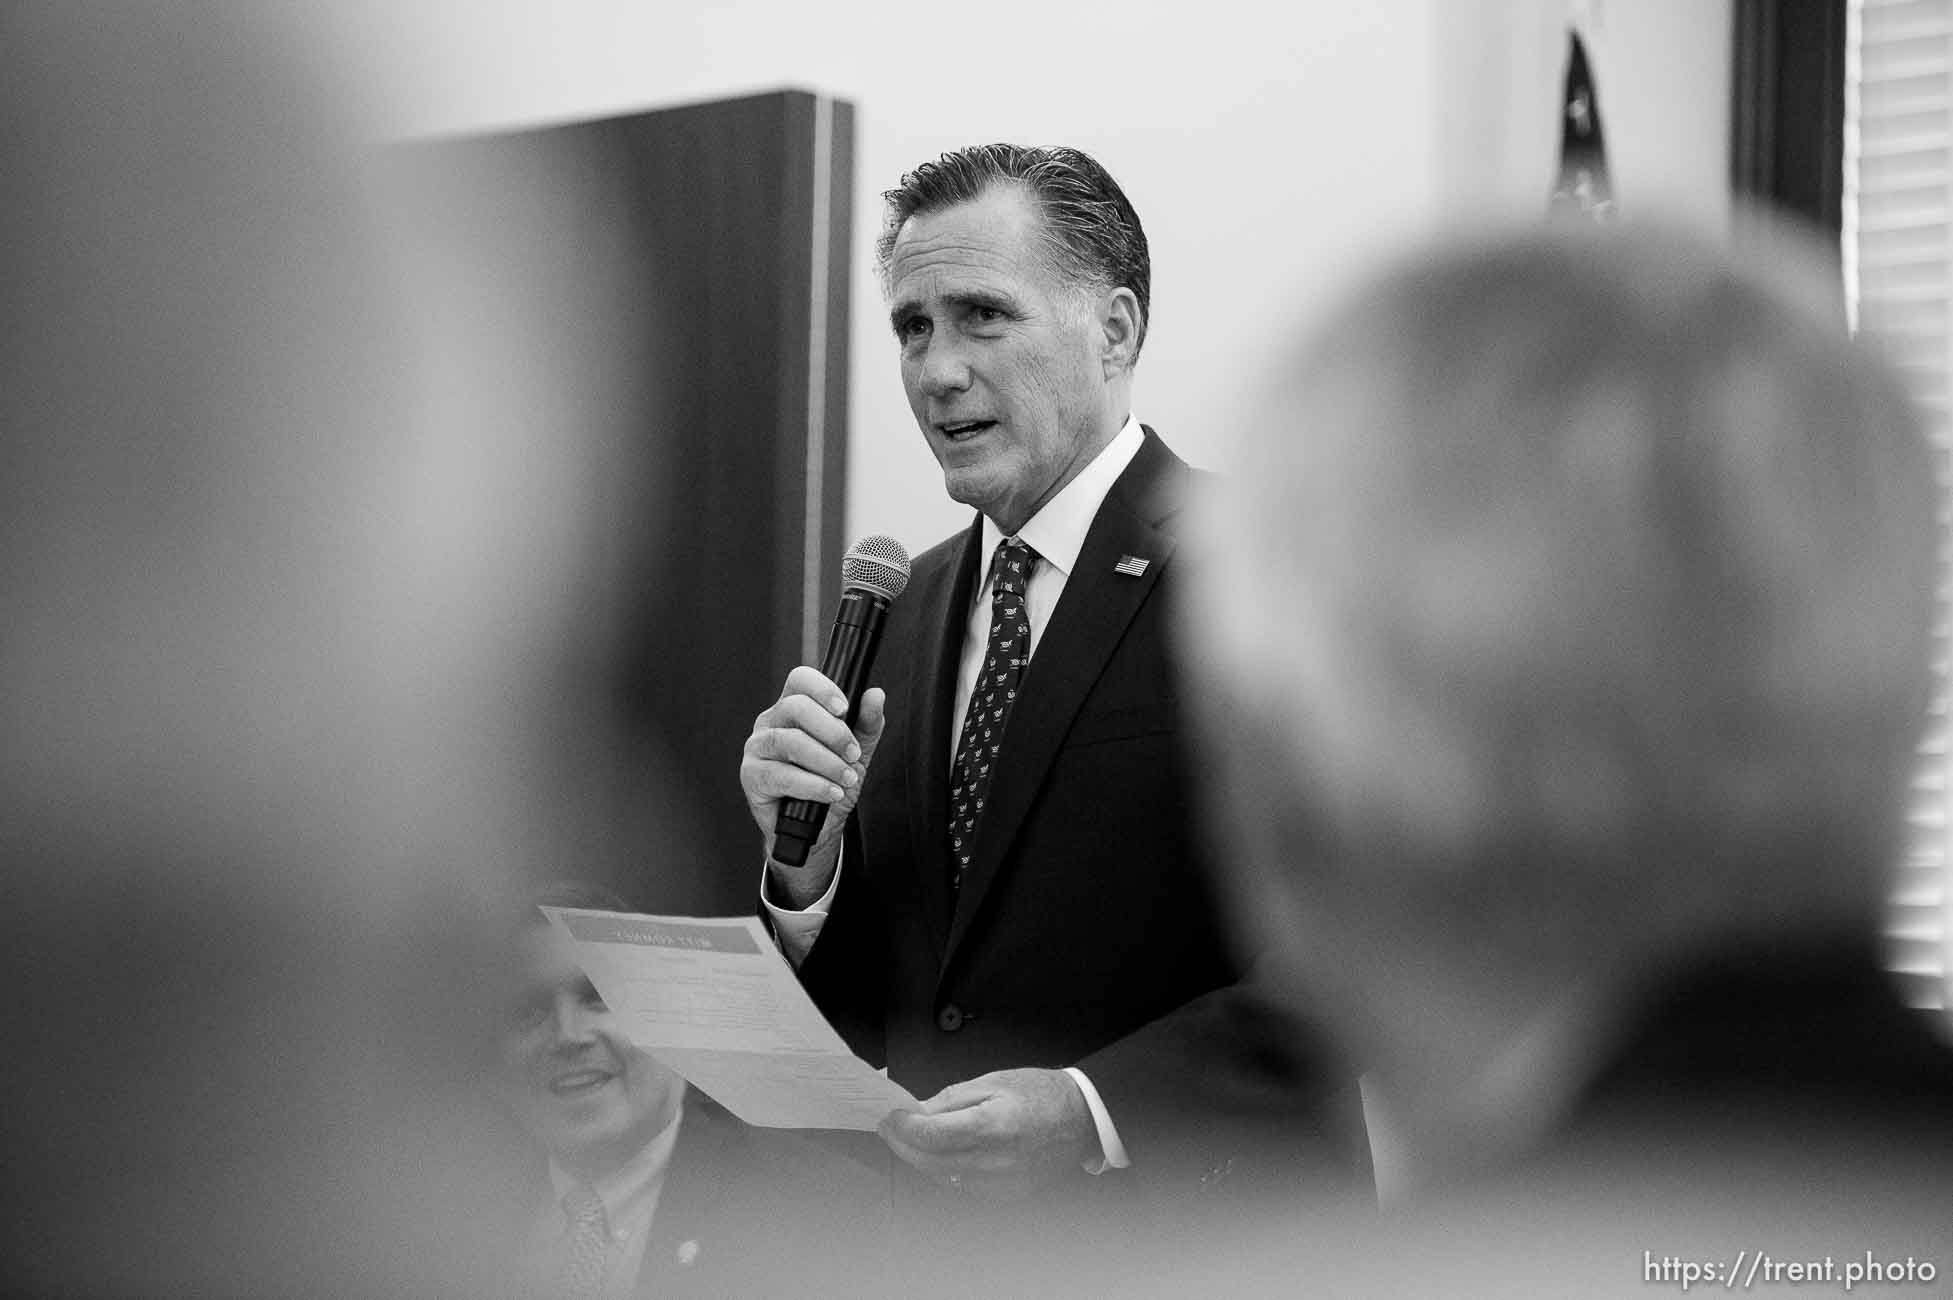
left=1549, top=30, right=1616, bottom=222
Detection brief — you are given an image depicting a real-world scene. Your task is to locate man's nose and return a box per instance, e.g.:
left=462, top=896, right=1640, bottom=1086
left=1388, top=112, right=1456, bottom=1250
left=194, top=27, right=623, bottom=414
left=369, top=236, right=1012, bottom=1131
left=915, top=335, right=973, bottom=397
left=550, top=994, right=598, bottom=1046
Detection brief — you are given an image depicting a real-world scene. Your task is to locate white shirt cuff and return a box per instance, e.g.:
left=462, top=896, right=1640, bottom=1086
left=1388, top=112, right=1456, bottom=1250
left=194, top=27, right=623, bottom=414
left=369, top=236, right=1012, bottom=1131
left=1062, top=1066, right=1131, bottom=1174
left=760, top=850, right=841, bottom=968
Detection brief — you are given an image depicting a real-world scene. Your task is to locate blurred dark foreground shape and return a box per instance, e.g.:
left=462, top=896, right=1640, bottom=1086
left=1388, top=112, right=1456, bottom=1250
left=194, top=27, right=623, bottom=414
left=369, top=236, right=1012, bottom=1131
left=0, top=5, right=676, bottom=1296
left=1163, top=217, right=1953, bottom=1296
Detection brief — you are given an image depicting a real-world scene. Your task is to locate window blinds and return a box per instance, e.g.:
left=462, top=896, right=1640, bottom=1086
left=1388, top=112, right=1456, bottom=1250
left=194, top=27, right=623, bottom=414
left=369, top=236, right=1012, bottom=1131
left=1845, top=0, right=1953, bottom=1013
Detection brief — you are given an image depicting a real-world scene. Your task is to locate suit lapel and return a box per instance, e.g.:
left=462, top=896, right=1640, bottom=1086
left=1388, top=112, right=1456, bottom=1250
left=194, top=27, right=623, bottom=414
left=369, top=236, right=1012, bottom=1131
left=635, top=1094, right=730, bottom=1296
left=901, top=517, right=985, bottom=961
left=942, top=430, right=1188, bottom=967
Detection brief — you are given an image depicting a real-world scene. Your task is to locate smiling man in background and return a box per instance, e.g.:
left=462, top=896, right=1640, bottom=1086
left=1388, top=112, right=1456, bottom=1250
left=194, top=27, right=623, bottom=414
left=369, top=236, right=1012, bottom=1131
left=494, top=883, right=887, bottom=1298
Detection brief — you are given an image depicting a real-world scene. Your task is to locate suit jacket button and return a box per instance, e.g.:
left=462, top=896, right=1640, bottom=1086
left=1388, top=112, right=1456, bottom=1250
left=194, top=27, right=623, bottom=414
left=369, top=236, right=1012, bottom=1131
left=935, top=1004, right=964, bottom=1032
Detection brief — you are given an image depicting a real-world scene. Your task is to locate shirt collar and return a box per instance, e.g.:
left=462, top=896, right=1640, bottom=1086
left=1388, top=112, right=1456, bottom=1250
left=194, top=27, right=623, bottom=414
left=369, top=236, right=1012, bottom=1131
left=547, top=1087, right=686, bottom=1229
left=980, top=415, right=1145, bottom=577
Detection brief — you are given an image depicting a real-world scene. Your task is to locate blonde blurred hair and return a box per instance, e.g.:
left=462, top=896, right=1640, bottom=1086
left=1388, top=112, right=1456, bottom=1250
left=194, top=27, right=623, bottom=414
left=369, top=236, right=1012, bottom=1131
left=1193, top=218, right=1939, bottom=959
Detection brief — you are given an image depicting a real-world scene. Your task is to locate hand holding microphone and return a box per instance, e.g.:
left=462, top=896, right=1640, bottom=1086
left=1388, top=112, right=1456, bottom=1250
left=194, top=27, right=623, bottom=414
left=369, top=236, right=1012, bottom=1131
left=741, top=536, right=910, bottom=881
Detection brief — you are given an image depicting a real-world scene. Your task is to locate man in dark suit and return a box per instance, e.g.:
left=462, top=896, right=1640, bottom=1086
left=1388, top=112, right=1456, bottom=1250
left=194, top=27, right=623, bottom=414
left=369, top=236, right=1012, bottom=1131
left=739, top=144, right=1361, bottom=1213
left=1168, top=218, right=1953, bottom=1293
left=493, top=884, right=889, bottom=1298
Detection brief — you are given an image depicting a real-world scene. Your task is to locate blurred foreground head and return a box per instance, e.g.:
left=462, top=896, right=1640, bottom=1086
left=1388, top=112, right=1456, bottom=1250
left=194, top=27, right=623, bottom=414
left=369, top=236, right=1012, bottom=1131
left=1, top=4, right=655, bottom=1296
left=1184, top=219, right=1940, bottom=1171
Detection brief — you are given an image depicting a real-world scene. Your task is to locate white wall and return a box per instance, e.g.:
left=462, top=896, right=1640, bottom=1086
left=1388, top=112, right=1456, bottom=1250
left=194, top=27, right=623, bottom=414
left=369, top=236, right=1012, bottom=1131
left=1435, top=0, right=1732, bottom=227
left=354, top=0, right=1729, bottom=556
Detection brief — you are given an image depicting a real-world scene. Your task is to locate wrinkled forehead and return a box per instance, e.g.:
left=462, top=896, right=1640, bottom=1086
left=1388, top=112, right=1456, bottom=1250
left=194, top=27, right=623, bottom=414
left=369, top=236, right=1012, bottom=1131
left=886, top=186, right=1064, bottom=295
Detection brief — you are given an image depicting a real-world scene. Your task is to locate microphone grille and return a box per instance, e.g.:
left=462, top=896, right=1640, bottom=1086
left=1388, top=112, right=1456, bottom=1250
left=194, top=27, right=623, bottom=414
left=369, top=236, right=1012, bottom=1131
left=841, top=534, right=911, bottom=600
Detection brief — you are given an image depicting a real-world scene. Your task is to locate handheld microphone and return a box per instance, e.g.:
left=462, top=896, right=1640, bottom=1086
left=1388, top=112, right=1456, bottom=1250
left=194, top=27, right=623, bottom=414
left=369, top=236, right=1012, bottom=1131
left=770, top=534, right=911, bottom=867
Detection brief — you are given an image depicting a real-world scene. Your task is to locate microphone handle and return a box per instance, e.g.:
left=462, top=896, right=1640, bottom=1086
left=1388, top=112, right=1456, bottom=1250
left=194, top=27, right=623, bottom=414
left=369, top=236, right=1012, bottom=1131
left=771, top=588, right=891, bottom=867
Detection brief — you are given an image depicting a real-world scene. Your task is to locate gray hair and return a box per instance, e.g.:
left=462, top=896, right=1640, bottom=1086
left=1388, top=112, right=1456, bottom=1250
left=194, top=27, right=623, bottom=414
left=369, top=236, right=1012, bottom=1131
left=877, top=143, right=1151, bottom=358
left=1193, top=218, right=1940, bottom=963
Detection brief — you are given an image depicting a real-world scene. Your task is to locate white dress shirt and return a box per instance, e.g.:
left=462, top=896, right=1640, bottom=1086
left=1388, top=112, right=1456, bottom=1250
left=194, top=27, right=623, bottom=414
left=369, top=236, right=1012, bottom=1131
left=537, top=1098, right=685, bottom=1300
left=947, top=416, right=1146, bottom=762
left=764, top=416, right=1147, bottom=1173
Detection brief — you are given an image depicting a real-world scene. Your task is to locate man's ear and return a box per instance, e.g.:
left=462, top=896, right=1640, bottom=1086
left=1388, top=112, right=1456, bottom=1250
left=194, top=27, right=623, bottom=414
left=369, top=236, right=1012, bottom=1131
left=1099, top=287, right=1142, bottom=376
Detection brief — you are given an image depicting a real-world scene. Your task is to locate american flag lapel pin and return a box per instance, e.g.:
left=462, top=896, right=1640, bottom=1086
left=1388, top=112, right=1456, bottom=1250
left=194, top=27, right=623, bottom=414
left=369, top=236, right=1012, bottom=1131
left=1113, top=554, right=1149, bottom=577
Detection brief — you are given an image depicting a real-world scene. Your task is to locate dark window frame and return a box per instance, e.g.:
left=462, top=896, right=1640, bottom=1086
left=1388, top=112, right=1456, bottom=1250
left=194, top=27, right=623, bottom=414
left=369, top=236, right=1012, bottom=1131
left=1730, top=0, right=1849, bottom=241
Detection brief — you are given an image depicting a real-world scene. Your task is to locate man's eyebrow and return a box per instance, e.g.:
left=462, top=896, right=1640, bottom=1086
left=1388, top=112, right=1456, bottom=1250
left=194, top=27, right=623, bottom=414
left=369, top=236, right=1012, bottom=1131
left=889, top=289, right=1019, bottom=335
left=950, top=289, right=1015, bottom=313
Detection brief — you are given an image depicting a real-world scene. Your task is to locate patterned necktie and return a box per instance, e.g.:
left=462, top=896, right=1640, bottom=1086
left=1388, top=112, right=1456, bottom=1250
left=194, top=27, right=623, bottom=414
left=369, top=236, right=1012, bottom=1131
left=556, top=1184, right=610, bottom=1300
left=948, top=537, right=1037, bottom=895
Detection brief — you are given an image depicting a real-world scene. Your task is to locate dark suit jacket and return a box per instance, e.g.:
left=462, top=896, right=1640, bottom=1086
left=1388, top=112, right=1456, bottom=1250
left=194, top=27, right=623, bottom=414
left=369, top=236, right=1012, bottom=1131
left=1552, top=931, right=1953, bottom=1179
left=1379, top=934, right=1953, bottom=1296
left=518, top=1091, right=890, bottom=1300
left=797, top=428, right=1364, bottom=1207
left=1061, top=935, right=1953, bottom=1299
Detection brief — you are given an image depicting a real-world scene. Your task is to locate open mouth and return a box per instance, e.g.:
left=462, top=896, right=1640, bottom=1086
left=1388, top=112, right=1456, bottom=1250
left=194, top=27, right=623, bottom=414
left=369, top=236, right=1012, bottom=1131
left=938, top=419, right=995, bottom=440
left=549, top=1069, right=614, bottom=1097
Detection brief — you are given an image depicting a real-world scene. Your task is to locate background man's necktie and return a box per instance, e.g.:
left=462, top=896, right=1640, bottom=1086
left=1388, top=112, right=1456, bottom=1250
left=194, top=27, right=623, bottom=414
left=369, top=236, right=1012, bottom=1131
left=557, top=1184, right=610, bottom=1300
left=948, top=537, right=1037, bottom=895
